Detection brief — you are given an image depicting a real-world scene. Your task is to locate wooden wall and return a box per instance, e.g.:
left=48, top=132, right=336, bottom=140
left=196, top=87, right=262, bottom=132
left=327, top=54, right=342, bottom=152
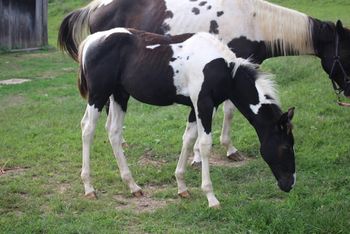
left=0, top=0, right=48, bottom=50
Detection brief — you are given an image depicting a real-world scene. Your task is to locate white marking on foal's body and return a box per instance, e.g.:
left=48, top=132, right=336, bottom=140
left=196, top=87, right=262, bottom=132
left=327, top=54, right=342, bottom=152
left=81, top=105, right=100, bottom=196
left=80, top=28, right=132, bottom=71
left=249, top=74, right=279, bottom=114
left=97, top=0, right=114, bottom=8
left=105, top=96, right=142, bottom=194
left=146, top=44, right=161, bottom=50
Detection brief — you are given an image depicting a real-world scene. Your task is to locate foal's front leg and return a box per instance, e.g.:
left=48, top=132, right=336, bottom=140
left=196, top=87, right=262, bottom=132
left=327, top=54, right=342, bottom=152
left=105, top=96, right=142, bottom=196
left=175, top=110, right=198, bottom=197
left=81, top=105, right=101, bottom=198
left=195, top=99, right=220, bottom=208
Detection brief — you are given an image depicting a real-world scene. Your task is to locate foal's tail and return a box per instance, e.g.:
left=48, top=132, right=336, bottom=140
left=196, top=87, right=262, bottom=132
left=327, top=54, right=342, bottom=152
left=77, top=40, right=88, bottom=99
left=58, top=3, right=93, bottom=62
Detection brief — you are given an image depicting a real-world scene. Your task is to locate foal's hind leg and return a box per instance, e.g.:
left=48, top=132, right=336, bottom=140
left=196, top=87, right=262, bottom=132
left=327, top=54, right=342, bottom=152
left=220, top=100, right=245, bottom=161
left=81, top=105, right=101, bottom=199
left=105, top=96, right=142, bottom=197
left=175, top=109, right=197, bottom=197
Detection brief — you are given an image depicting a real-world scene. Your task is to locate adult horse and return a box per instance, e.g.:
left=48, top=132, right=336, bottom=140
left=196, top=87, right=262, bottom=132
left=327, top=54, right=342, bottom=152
left=77, top=28, right=296, bottom=207
left=58, top=0, right=350, bottom=164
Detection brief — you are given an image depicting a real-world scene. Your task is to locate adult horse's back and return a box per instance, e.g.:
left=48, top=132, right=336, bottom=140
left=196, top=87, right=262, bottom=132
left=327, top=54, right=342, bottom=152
left=59, top=0, right=350, bottom=162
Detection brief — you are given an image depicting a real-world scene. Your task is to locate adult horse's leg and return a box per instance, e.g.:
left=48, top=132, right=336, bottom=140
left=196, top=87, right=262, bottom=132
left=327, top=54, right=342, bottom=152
left=175, top=109, right=198, bottom=197
left=81, top=105, right=101, bottom=199
left=220, top=100, right=245, bottom=161
left=191, top=139, right=201, bottom=167
left=195, top=98, right=220, bottom=208
left=191, top=100, right=244, bottom=167
left=105, top=96, right=142, bottom=196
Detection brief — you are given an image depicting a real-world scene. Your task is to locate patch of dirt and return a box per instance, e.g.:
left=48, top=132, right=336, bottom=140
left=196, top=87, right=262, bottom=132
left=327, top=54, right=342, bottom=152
left=0, top=79, right=30, bottom=85
left=188, top=151, right=251, bottom=168
left=0, top=94, right=26, bottom=109
left=58, top=183, right=71, bottom=194
left=138, top=150, right=167, bottom=167
left=0, top=166, right=29, bottom=177
left=114, top=184, right=178, bottom=213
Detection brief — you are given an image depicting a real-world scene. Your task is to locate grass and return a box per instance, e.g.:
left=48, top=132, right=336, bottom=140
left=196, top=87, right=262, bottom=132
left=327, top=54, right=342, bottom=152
left=1, top=0, right=350, bottom=233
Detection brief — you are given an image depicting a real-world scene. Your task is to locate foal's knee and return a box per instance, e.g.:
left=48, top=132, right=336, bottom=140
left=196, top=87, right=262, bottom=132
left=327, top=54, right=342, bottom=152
left=198, top=136, right=212, bottom=155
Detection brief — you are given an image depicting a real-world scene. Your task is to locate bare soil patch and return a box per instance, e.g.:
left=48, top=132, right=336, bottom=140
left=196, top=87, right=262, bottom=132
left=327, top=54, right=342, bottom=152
left=138, top=150, right=167, bottom=168
left=114, top=184, right=178, bottom=213
left=0, top=79, right=30, bottom=85
left=0, top=166, right=29, bottom=177
left=188, top=151, right=251, bottom=168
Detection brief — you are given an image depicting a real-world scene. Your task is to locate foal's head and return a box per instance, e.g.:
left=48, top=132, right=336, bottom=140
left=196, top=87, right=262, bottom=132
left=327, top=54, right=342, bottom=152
left=229, top=63, right=296, bottom=192
left=259, top=107, right=296, bottom=192
left=317, top=20, right=350, bottom=97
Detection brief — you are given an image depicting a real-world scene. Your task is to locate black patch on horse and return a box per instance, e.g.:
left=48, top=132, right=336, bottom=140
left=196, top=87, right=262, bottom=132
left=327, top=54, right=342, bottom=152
left=209, top=20, right=219, bottom=34
left=199, top=1, right=207, bottom=6
left=217, top=11, right=224, bottom=17
left=192, top=7, right=200, bottom=15
left=165, top=10, right=174, bottom=19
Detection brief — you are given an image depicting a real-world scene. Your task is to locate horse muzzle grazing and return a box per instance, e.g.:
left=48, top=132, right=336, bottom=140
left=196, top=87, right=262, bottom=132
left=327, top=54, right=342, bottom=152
left=277, top=173, right=296, bottom=193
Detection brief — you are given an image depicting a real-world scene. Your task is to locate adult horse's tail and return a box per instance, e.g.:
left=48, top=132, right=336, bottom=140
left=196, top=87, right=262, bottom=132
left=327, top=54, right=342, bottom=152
left=58, top=5, right=93, bottom=62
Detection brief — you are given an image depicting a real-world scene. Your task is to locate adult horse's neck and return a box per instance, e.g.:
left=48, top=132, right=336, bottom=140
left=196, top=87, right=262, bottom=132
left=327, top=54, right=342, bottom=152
left=228, top=0, right=315, bottom=63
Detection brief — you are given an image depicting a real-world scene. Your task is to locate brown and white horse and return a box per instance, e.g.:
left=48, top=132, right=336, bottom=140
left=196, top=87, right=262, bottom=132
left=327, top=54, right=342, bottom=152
left=59, top=0, right=350, bottom=164
left=77, top=28, right=295, bottom=207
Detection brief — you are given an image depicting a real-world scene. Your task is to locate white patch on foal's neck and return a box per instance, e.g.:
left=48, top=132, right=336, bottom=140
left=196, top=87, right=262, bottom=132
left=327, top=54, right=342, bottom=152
left=97, top=0, right=114, bottom=8
left=249, top=74, right=279, bottom=114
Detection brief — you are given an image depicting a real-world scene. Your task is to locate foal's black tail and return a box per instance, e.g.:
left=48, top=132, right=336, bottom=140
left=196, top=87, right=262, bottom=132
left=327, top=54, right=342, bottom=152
left=78, top=66, right=88, bottom=99
left=58, top=5, right=91, bottom=62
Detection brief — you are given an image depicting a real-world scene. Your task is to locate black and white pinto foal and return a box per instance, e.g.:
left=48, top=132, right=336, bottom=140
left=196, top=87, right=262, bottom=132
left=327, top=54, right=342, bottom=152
left=78, top=28, right=296, bottom=208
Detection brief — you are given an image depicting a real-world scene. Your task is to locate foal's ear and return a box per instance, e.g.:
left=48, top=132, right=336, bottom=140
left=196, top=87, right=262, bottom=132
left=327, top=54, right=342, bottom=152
left=336, top=20, right=345, bottom=36
left=278, top=107, right=295, bottom=134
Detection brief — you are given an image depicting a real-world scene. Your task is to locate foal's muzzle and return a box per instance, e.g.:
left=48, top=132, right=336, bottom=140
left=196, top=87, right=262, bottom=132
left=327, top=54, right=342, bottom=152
left=277, top=174, right=295, bottom=193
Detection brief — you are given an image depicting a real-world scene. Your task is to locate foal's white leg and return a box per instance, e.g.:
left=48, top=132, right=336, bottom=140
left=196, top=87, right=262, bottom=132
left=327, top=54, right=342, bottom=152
left=197, top=122, right=220, bottom=208
left=81, top=105, right=100, bottom=198
left=220, top=100, right=244, bottom=161
left=105, top=97, right=142, bottom=196
left=175, top=121, right=198, bottom=197
left=191, top=108, right=216, bottom=167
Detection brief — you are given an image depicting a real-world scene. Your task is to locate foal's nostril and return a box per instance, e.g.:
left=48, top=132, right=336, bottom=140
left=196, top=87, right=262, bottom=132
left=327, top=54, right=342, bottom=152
left=277, top=176, right=295, bottom=193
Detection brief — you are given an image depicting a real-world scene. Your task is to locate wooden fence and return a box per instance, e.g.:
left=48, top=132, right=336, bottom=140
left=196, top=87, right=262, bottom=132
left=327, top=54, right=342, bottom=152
left=0, top=0, right=48, bottom=51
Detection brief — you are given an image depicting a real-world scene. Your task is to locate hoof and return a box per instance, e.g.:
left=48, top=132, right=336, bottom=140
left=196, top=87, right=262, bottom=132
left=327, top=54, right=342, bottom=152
left=227, top=151, right=245, bottom=161
left=85, top=191, right=97, bottom=200
left=132, top=190, right=144, bottom=197
left=191, top=161, right=202, bottom=169
left=209, top=204, right=221, bottom=209
left=178, top=191, right=190, bottom=198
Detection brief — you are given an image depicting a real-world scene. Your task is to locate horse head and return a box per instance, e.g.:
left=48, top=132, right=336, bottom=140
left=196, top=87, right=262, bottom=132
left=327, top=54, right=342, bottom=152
left=318, top=20, right=350, bottom=97
left=260, top=107, right=296, bottom=192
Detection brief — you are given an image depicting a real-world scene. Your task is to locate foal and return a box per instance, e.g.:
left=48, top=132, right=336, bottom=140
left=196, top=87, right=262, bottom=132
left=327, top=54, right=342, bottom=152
left=78, top=28, right=296, bottom=208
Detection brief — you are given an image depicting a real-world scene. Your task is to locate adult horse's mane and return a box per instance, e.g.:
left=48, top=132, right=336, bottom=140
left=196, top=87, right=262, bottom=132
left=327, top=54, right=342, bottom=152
left=246, top=0, right=314, bottom=55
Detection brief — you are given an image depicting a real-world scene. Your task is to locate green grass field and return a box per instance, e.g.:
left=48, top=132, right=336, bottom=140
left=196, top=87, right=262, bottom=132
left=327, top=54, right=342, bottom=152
left=1, top=0, right=350, bottom=233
